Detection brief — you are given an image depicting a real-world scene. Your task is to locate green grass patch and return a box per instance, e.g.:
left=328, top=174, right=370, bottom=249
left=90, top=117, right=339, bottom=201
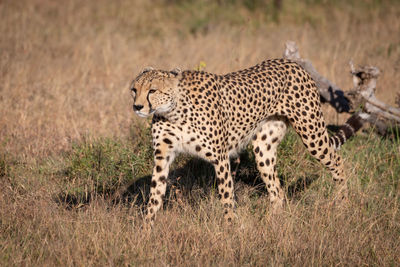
left=342, top=131, right=400, bottom=195
left=56, top=129, right=154, bottom=205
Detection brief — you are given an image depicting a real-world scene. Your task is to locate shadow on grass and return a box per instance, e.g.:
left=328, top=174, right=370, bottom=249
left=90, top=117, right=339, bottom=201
left=286, top=174, right=319, bottom=199
left=54, top=150, right=319, bottom=211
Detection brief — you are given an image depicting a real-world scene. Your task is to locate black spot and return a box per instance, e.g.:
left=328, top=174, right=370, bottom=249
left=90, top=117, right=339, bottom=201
left=159, top=175, right=166, bottom=183
left=156, top=165, right=162, bottom=172
left=151, top=180, right=157, bottom=188
left=163, top=138, right=172, bottom=145
left=195, top=145, right=201, bottom=152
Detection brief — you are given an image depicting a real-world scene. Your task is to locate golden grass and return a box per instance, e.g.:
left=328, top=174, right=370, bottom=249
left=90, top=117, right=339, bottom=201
left=1, top=0, right=399, bottom=265
left=1, top=171, right=399, bottom=265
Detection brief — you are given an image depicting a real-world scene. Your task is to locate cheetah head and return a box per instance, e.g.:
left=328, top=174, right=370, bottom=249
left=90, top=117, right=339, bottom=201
left=130, top=67, right=181, bottom=117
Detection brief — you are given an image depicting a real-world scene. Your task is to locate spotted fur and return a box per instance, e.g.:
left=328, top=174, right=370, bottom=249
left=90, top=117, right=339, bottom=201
left=130, top=59, right=361, bottom=225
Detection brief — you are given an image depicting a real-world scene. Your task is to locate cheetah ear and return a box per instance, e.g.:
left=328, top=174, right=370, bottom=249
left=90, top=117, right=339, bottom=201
left=170, top=67, right=181, bottom=77
left=139, top=66, right=154, bottom=75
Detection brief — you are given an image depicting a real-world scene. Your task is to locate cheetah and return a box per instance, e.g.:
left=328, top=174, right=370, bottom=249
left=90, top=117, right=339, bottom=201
left=130, top=59, right=362, bottom=225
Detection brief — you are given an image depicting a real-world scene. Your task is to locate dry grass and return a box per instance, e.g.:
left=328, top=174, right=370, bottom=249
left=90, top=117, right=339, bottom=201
left=1, top=0, right=400, bottom=265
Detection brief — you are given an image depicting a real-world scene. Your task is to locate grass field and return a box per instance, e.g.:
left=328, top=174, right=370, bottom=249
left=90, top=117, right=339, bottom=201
left=1, top=0, right=400, bottom=265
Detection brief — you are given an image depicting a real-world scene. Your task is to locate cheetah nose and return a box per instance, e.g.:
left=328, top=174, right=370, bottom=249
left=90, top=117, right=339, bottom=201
left=133, top=105, right=144, bottom=111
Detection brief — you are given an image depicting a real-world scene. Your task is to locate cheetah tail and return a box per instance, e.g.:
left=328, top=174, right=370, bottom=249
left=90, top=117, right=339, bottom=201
left=330, top=112, right=364, bottom=149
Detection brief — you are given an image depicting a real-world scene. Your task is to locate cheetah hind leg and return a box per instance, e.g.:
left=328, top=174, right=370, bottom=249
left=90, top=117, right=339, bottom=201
left=290, top=116, right=349, bottom=204
left=251, top=119, right=287, bottom=211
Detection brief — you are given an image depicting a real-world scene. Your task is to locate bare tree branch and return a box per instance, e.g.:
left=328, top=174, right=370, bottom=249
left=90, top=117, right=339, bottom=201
left=347, top=62, right=400, bottom=134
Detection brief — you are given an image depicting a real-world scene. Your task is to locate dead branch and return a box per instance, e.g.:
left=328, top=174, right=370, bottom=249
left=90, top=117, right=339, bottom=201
left=347, top=62, right=400, bottom=134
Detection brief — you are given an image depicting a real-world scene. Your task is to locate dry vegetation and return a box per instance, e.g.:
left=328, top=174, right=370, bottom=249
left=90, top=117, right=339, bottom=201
left=1, top=0, right=400, bottom=265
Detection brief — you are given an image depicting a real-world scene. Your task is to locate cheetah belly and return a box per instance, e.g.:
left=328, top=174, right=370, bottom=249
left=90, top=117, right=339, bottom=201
left=173, top=121, right=264, bottom=161
left=227, top=119, right=268, bottom=158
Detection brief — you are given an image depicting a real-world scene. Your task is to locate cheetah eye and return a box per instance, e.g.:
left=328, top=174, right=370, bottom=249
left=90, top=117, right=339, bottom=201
left=131, top=87, right=137, bottom=93
left=149, top=89, right=157, bottom=94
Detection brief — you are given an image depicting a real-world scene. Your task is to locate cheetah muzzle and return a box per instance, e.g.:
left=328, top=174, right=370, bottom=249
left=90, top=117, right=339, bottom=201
left=130, top=59, right=362, bottom=226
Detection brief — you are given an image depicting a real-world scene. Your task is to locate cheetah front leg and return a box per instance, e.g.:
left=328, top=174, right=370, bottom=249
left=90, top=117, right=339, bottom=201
left=145, top=139, right=176, bottom=227
left=213, top=156, right=235, bottom=223
left=252, top=120, right=287, bottom=211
